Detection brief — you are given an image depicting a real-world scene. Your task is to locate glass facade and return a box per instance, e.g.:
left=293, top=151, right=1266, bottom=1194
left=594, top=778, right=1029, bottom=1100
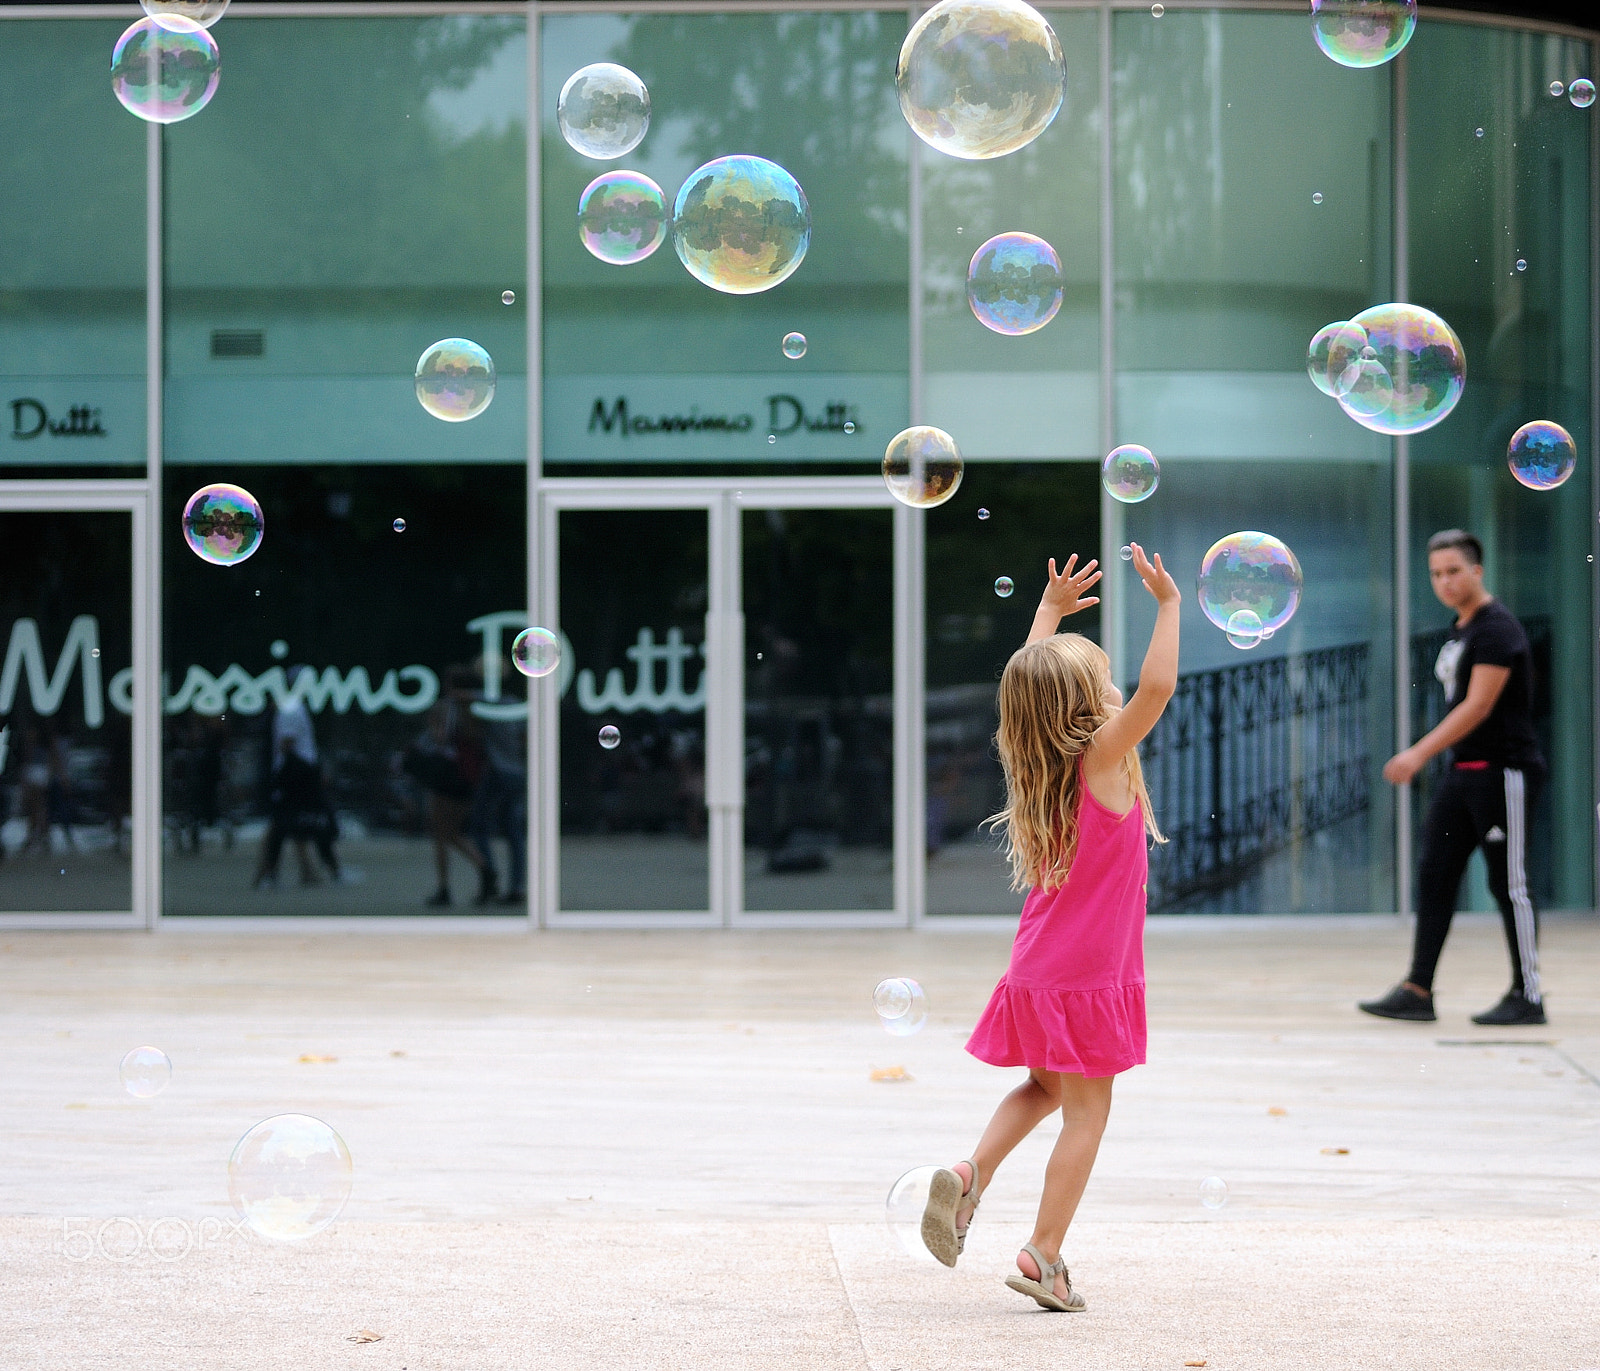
left=0, top=5, right=1592, bottom=924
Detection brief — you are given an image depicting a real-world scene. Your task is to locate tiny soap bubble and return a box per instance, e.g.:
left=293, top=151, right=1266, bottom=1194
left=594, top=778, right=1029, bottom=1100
left=873, top=977, right=928, bottom=1036
left=1120, top=545, right=1133, bottom=561
left=392, top=518, right=406, bottom=533
left=843, top=421, right=856, bottom=433
left=1151, top=2, right=1164, bottom=14
left=1199, top=1176, right=1228, bottom=1209
left=1571, top=79, right=1596, bottom=109
left=120, top=1046, right=172, bottom=1098
left=1549, top=80, right=1565, bottom=98
left=994, top=576, right=1014, bottom=598
left=781, top=331, right=807, bottom=359
left=1474, top=126, right=1485, bottom=138
left=511, top=627, right=561, bottom=678
left=977, top=507, right=990, bottom=520
left=501, top=290, right=515, bottom=305
left=1312, top=191, right=1323, bottom=203
left=598, top=724, right=621, bottom=750
left=1515, top=259, right=1527, bottom=272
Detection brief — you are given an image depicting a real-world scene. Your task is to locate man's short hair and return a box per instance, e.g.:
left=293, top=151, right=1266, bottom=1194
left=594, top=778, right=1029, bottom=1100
left=1427, top=528, right=1483, bottom=566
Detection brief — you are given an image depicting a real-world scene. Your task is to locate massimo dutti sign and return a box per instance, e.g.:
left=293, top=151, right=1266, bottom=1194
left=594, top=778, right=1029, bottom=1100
left=10, top=398, right=107, bottom=439
left=546, top=373, right=908, bottom=462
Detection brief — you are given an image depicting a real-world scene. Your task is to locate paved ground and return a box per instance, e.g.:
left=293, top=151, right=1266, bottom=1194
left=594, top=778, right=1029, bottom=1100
left=2, top=913, right=1598, bottom=1369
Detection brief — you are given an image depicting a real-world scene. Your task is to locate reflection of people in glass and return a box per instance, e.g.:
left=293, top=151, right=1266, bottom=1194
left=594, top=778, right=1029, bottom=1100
left=253, top=673, right=341, bottom=887
left=406, top=682, right=490, bottom=908
left=468, top=716, right=525, bottom=906
left=18, top=727, right=74, bottom=855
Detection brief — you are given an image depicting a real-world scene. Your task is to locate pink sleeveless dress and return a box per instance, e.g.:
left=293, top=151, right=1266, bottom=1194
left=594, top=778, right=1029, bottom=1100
left=966, top=788, right=1148, bottom=1078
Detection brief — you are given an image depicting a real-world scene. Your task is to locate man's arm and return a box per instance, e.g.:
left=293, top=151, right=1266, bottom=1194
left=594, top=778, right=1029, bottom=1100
left=1382, top=663, right=1511, bottom=785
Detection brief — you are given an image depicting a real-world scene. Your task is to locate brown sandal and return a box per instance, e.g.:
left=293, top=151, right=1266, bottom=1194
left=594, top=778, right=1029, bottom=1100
left=919, top=1159, right=981, bottom=1268
left=1004, top=1242, right=1086, bottom=1311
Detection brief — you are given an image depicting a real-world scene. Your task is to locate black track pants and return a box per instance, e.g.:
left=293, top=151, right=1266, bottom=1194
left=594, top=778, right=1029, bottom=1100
left=1408, top=764, right=1543, bottom=1003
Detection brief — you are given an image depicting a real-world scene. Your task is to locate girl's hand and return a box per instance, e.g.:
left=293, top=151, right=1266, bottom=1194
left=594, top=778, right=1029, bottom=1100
left=1039, top=554, right=1102, bottom=619
left=1129, top=543, right=1180, bottom=605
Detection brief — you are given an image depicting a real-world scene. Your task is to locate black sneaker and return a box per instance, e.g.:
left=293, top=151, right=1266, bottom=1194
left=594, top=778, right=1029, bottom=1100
left=1358, top=984, right=1436, bottom=1021
left=1471, top=992, right=1547, bottom=1026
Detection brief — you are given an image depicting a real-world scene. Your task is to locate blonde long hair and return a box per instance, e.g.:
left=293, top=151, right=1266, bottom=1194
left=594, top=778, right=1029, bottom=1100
left=987, top=634, right=1165, bottom=892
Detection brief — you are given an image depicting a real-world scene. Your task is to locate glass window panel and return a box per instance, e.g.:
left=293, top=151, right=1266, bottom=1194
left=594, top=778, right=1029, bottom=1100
left=540, top=11, right=908, bottom=469
left=0, top=511, right=134, bottom=913
left=0, top=23, right=146, bottom=474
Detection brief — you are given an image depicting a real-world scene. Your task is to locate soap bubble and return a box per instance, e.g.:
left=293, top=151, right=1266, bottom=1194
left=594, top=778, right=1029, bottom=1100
left=557, top=63, right=649, bottom=159
left=882, top=426, right=964, bottom=508
left=1199, top=1176, right=1228, bottom=1210
left=844, top=422, right=856, bottom=433
left=598, top=724, right=621, bottom=750
left=1225, top=608, right=1264, bottom=649
left=1198, top=532, right=1303, bottom=636
left=977, top=507, right=990, bottom=520
left=672, top=156, right=811, bottom=295
left=1507, top=420, right=1577, bottom=490
left=1151, top=2, right=1164, bottom=13
left=886, top=1165, right=943, bottom=1263
left=578, top=170, right=667, bottom=265
left=229, top=1113, right=352, bottom=1241
left=511, top=627, right=562, bottom=678
left=966, top=232, right=1063, bottom=335
left=111, top=15, right=220, bottom=124
left=782, top=332, right=808, bottom=359
left=1337, top=356, right=1394, bottom=417
left=183, top=483, right=263, bottom=566
left=1309, top=0, right=1415, bottom=69
left=994, top=576, right=1014, bottom=598
left=142, top=0, right=228, bottom=26
left=874, top=977, right=928, bottom=1035
left=1474, top=126, right=1485, bottom=138
left=896, top=0, right=1065, bottom=161
left=1339, top=303, right=1465, bottom=435
left=119, top=1046, right=171, bottom=1098
left=415, top=339, right=495, bottom=422
left=1312, top=192, right=1324, bottom=204
left=501, top=290, right=515, bottom=305
left=1549, top=80, right=1565, bottom=98
left=1120, top=545, right=1133, bottom=562
left=1306, top=321, right=1368, bottom=397
left=1571, top=79, right=1596, bottom=109
left=392, top=518, right=406, bottom=533
left=1102, top=444, right=1160, bottom=503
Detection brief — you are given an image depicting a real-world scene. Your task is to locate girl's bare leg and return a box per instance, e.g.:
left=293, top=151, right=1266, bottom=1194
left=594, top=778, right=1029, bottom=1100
left=1016, top=1073, right=1115, bottom=1299
left=950, top=1069, right=1064, bottom=1231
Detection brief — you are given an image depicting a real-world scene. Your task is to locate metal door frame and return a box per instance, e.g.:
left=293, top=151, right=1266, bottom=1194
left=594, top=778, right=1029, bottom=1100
left=0, top=482, right=157, bottom=930
left=534, top=476, right=921, bottom=929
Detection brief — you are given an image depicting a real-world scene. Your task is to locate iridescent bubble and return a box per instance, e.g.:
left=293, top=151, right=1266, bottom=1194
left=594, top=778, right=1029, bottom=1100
left=966, top=232, right=1063, bottom=336
left=1261, top=627, right=1276, bottom=640
left=874, top=977, right=928, bottom=1036
left=1199, top=1176, right=1228, bottom=1210
left=120, top=1046, right=171, bottom=1098
left=1339, top=303, right=1465, bottom=435
left=598, top=724, right=621, bottom=750
left=1549, top=80, right=1565, bottom=98
left=1306, top=321, right=1368, bottom=398
left=1312, top=192, right=1324, bottom=204
left=1474, top=126, right=1485, bottom=138
left=977, top=508, right=990, bottom=520
left=1120, top=545, right=1133, bottom=562
left=578, top=170, right=667, bottom=265
left=1571, top=79, right=1597, bottom=109
left=1102, top=444, right=1160, bottom=503
left=883, top=426, right=964, bottom=508
left=1151, top=2, right=1165, bottom=13
left=1507, top=420, right=1577, bottom=491
left=392, top=518, right=406, bottom=533
left=415, top=339, right=495, bottom=422
left=557, top=63, right=649, bottom=159
left=672, top=156, right=811, bottom=295
left=183, top=483, right=263, bottom=567
left=511, top=627, right=561, bottom=679
left=844, top=421, right=856, bottom=434
left=111, top=15, right=219, bottom=124
left=501, top=290, right=515, bottom=305
left=896, top=0, right=1065, bottom=161
left=782, top=332, right=808, bottom=360
left=1337, top=356, right=1394, bottom=417
left=1198, top=532, right=1304, bottom=636
left=229, top=1113, right=352, bottom=1242
left=767, top=434, right=777, bottom=444
left=1225, top=608, right=1264, bottom=649
left=994, top=576, right=1014, bottom=598
left=886, top=1165, right=944, bottom=1264
left=142, top=0, right=228, bottom=26
left=1309, top=0, right=1415, bottom=69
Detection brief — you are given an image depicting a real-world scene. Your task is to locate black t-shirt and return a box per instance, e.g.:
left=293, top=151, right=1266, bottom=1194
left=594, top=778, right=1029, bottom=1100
left=1433, top=598, right=1542, bottom=768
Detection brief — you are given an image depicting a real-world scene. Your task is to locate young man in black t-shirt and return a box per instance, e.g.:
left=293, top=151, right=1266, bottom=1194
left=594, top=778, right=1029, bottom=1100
left=1360, top=529, right=1547, bottom=1027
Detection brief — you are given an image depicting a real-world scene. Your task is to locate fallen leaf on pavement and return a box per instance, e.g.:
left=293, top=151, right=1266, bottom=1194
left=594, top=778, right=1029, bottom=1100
left=298, top=1054, right=337, bottom=1063
left=1185, top=1361, right=1207, bottom=1367
left=346, top=1330, right=383, bottom=1344
left=870, top=1065, right=913, bottom=1082
left=1320, top=1147, right=1349, bottom=1155
left=1267, top=1106, right=1287, bottom=1116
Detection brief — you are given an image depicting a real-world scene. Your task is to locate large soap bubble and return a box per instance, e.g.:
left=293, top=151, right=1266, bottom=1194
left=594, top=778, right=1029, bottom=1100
left=1338, top=303, right=1465, bottom=435
left=512, top=627, right=561, bottom=678
left=111, top=15, right=219, bottom=124
left=1337, top=355, right=1394, bottom=418
left=578, top=170, right=667, bottom=265
left=557, top=63, right=649, bottom=159
left=142, top=0, right=228, bottom=26
left=885, top=1165, right=943, bottom=1264
left=897, top=0, right=1065, bottom=160
left=1507, top=421, right=1577, bottom=491
left=183, top=483, right=263, bottom=566
left=119, top=1046, right=172, bottom=1098
left=1306, top=321, right=1368, bottom=397
left=229, top=1113, right=352, bottom=1241
left=1310, top=0, right=1415, bottom=69
left=967, top=232, right=1063, bottom=335
left=874, top=977, right=929, bottom=1036
left=1198, top=532, right=1303, bottom=637
left=672, top=156, right=811, bottom=295
left=883, top=427, right=963, bottom=508
left=1102, top=444, right=1160, bottom=503
left=415, top=339, right=496, bottom=422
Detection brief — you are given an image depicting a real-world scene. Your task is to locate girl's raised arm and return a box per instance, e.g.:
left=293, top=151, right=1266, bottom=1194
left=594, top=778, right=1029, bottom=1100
left=1025, top=554, right=1102, bottom=645
left=1089, top=542, right=1179, bottom=761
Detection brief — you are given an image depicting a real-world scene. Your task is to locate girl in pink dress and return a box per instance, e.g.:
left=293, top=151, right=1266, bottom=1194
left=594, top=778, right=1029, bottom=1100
left=920, top=543, right=1181, bottom=1312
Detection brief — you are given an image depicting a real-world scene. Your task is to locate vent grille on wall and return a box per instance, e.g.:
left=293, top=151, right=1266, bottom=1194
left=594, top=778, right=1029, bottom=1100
left=210, top=329, right=264, bottom=358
